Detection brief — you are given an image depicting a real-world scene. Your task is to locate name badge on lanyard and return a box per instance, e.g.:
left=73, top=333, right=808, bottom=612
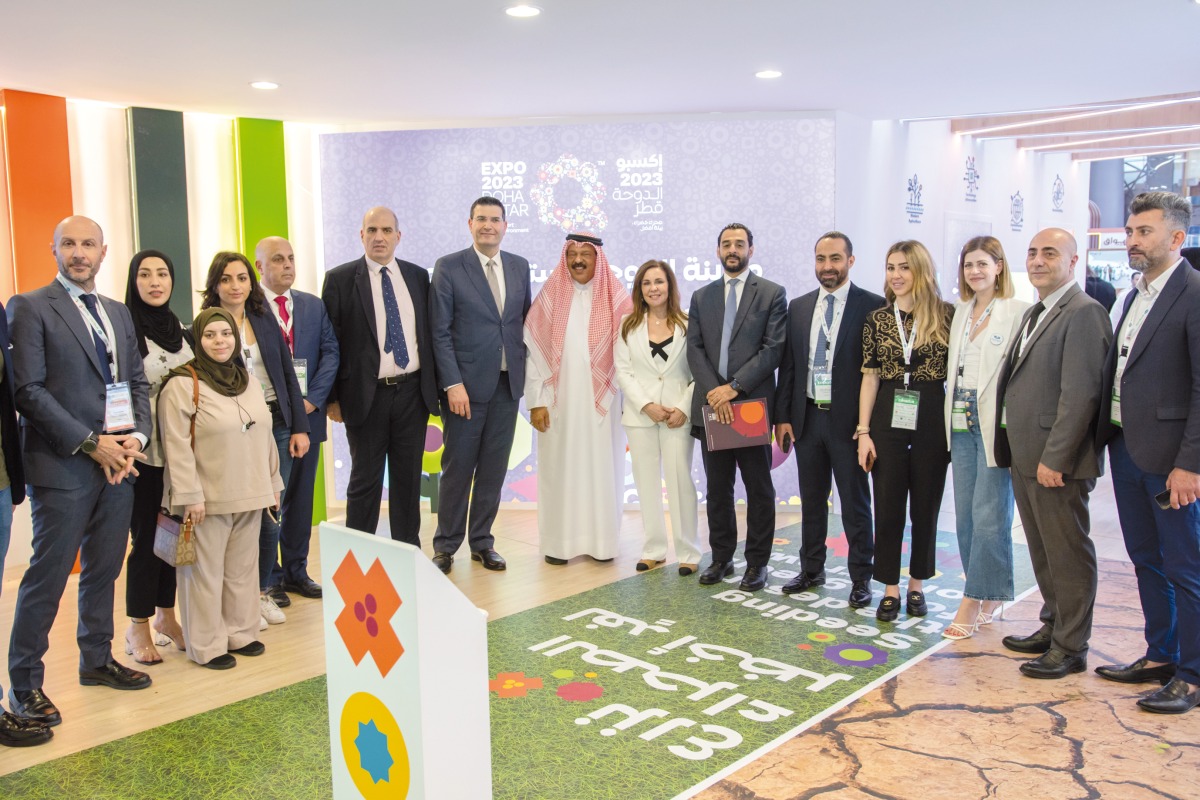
left=293, top=357, right=309, bottom=396
left=1111, top=349, right=1127, bottom=426
left=893, top=389, right=920, bottom=430
left=952, top=400, right=969, bottom=432
left=104, top=382, right=135, bottom=433
left=813, top=371, right=832, bottom=404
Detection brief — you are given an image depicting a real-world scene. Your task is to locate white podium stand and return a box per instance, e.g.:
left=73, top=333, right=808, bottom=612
left=319, top=522, right=490, bottom=799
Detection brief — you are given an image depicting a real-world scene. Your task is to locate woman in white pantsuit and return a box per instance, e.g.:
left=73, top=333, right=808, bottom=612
left=615, top=260, right=702, bottom=575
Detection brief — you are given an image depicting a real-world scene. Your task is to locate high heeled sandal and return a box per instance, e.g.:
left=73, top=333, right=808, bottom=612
left=941, top=615, right=982, bottom=640
left=979, top=602, right=1006, bottom=625
left=124, top=623, right=163, bottom=665
left=153, top=624, right=187, bottom=651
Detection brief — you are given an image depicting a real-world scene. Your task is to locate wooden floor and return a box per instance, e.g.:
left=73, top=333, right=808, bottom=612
left=0, top=468, right=1137, bottom=786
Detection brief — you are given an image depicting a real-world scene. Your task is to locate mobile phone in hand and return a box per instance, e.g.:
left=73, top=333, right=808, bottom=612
left=780, top=432, right=793, bottom=454
left=1155, top=488, right=1173, bottom=511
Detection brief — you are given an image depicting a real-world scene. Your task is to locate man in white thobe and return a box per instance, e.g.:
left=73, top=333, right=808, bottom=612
left=525, top=233, right=633, bottom=564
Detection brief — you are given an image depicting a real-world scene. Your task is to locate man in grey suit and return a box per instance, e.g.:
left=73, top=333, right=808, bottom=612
left=687, top=223, right=787, bottom=592
left=995, top=227, right=1112, bottom=679
left=429, top=197, right=531, bottom=574
left=1095, top=192, right=1200, bottom=714
left=7, top=216, right=153, bottom=728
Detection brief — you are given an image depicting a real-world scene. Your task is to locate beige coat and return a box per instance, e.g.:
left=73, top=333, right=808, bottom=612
left=159, top=373, right=283, bottom=515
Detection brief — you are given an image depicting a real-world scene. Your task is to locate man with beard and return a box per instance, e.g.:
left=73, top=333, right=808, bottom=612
left=1095, top=192, right=1200, bottom=714
left=775, top=232, right=883, bottom=606
left=525, top=233, right=632, bottom=564
left=687, top=223, right=787, bottom=591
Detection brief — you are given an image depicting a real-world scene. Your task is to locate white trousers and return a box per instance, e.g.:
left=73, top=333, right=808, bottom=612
left=625, top=424, right=702, bottom=564
left=177, top=510, right=262, bottom=665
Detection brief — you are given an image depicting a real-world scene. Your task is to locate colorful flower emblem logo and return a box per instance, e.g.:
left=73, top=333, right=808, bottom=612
left=489, top=671, right=544, bottom=698
left=823, top=643, right=889, bottom=668
left=333, top=552, right=404, bottom=677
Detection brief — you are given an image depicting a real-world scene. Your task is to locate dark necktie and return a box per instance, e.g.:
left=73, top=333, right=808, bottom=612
left=1010, top=301, right=1045, bottom=369
left=80, top=294, right=114, bottom=383
left=379, top=266, right=410, bottom=369
left=273, top=295, right=293, bottom=354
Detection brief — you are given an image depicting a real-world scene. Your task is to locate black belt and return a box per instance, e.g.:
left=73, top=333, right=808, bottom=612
left=267, top=400, right=283, bottom=417
left=806, top=398, right=831, bottom=411
left=378, top=370, right=420, bottom=386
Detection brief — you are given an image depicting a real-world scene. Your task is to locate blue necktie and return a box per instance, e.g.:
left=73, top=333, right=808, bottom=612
left=80, top=294, right=114, bottom=384
left=718, top=278, right=739, bottom=379
left=379, top=266, right=410, bottom=369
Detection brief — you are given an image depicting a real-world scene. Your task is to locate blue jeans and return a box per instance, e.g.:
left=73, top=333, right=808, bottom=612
left=950, top=389, right=1015, bottom=601
left=259, top=418, right=294, bottom=591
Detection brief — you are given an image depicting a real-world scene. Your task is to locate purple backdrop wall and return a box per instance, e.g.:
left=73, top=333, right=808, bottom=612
left=318, top=115, right=836, bottom=509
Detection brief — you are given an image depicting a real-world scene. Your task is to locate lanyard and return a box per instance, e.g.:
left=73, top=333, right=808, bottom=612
left=817, top=296, right=843, bottom=353
left=1119, top=292, right=1154, bottom=358
left=893, top=306, right=914, bottom=387
left=955, top=299, right=994, bottom=385
left=73, top=295, right=119, bottom=382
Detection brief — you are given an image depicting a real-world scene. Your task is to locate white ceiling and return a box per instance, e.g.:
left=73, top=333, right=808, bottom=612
left=2, top=0, right=1198, bottom=125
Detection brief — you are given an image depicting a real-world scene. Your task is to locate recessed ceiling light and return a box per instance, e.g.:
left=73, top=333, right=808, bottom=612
left=755, top=70, right=782, bottom=79
left=250, top=81, right=279, bottom=91
left=506, top=4, right=541, bottom=17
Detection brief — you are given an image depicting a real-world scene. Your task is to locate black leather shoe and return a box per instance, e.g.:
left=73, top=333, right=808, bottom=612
left=280, top=577, right=323, bottom=599
left=698, top=561, right=734, bottom=585
left=265, top=585, right=291, bottom=608
left=432, top=552, right=453, bottom=574
left=544, top=555, right=568, bottom=565
left=1137, top=677, right=1200, bottom=714
left=1019, top=648, right=1087, bottom=679
left=781, top=571, right=825, bottom=594
left=876, top=596, right=900, bottom=622
left=0, top=712, right=52, bottom=747
left=906, top=590, right=927, bottom=616
left=9, top=689, right=60, bottom=727
left=739, top=565, right=768, bottom=592
left=231, top=641, right=265, bottom=657
left=848, top=580, right=873, bottom=608
left=79, top=660, right=152, bottom=690
left=472, top=548, right=507, bottom=571
left=201, top=654, right=237, bottom=670
left=1002, top=627, right=1053, bottom=654
left=1096, top=657, right=1177, bottom=685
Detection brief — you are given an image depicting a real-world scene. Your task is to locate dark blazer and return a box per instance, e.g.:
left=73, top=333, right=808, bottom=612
left=322, top=256, right=439, bottom=427
left=7, top=280, right=150, bottom=490
left=238, top=308, right=310, bottom=435
left=0, top=301, right=26, bottom=504
left=994, top=283, right=1111, bottom=477
left=288, top=289, right=340, bottom=444
left=776, top=283, right=884, bottom=438
left=430, top=247, right=531, bottom=401
left=1098, top=262, right=1200, bottom=475
left=686, top=272, right=788, bottom=426
left=1085, top=274, right=1117, bottom=313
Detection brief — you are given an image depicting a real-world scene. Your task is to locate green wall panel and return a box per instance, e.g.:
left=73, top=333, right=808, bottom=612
left=234, top=117, right=288, bottom=253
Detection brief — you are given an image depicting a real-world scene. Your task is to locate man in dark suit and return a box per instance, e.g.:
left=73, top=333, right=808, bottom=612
left=322, top=207, right=438, bottom=546
left=428, top=197, right=531, bottom=574
left=775, top=232, right=883, bottom=607
left=687, top=223, right=787, bottom=592
left=7, top=216, right=154, bottom=729
left=1095, top=192, right=1200, bottom=714
left=1085, top=268, right=1117, bottom=313
left=995, top=227, right=1112, bottom=679
left=258, top=237, right=340, bottom=600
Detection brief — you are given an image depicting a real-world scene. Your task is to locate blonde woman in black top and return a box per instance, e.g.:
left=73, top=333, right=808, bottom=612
left=856, top=240, right=953, bottom=622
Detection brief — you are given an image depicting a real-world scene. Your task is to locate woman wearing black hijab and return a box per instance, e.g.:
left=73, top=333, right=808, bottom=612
left=123, top=250, right=193, bottom=665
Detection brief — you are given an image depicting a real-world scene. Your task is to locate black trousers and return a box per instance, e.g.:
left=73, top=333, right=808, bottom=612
left=125, top=463, right=176, bottom=617
left=698, top=432, right=775, bottom=568
left=345, top=377, right=428, bottom=546
left=869, top=380, right=949, bottom=586
left=795, top=401, right=874, bottom=581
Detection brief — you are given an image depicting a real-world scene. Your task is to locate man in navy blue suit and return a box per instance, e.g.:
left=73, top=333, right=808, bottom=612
left=428, top=197, right=531, bottom=574
left=1096, top=192, right=1200, bottom=714
left=257, top=237, right=340, bottom=601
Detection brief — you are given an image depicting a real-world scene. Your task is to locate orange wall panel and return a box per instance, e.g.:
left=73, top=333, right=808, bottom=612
left=1, top=90, right=73, bottom=292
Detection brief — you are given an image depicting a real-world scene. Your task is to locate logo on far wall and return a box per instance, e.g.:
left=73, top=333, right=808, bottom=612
left=1010, top=191, right=1025, bottom=232
left=906, top=174, right=924, bottom=223
left=1051, top=174, right=1065, bottom=213
left=963, top=157, right=981, bottom=203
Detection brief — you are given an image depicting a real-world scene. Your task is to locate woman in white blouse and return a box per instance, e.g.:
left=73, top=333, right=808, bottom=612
left=942, top=236, right=1030, bottom=639
left=615, top=260, right=702, bottom=575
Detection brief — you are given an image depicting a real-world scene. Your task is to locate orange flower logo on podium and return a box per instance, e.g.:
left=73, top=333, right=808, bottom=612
left=333, top=552, right=404, bottom=677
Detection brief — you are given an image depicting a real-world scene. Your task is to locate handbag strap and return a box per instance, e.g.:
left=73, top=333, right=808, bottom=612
left=185, top=365, right=199, bottom=451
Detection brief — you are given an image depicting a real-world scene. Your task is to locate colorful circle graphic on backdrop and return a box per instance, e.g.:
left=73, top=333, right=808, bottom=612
left=340, top=691, right=411, bottom=798
left=530, top=154, right=608, bottom=233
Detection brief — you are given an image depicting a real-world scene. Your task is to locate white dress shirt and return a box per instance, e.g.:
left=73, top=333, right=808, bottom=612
left=806, top=281, right=850, bottom=399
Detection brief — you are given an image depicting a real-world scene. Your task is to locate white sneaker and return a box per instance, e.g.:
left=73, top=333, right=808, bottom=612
left=260, top=594, right=286, bottom=625
left=259, top=616, right=268, bottom=631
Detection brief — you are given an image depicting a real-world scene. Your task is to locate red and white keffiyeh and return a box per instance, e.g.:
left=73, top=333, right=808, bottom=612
left=526, top=236, right=633, bottom=416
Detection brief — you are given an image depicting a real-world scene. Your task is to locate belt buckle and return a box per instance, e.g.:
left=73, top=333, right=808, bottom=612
left=815, top=402, right=831, bottom=411
left=382, top=375, right=399, bottom=386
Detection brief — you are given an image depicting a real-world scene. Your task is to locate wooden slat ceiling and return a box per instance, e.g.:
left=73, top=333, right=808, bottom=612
left=947, top=92, right=1200, bottom=161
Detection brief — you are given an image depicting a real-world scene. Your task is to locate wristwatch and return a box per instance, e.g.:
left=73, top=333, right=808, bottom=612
left=81, top=433, right=99, bottom=454
left=729, top=379, right=744, bottom=394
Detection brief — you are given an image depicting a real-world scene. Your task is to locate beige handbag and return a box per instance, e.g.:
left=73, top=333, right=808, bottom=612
left=155, top=365, right=200, bottom=567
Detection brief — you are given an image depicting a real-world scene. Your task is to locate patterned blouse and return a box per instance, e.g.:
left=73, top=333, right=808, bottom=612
left=861, top=303, right=953, bottom=382
left=144, top=332, right=195, bottom=468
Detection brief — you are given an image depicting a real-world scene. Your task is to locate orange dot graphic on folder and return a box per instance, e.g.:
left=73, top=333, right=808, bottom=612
left=739, top=402, right=764, bottom=425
